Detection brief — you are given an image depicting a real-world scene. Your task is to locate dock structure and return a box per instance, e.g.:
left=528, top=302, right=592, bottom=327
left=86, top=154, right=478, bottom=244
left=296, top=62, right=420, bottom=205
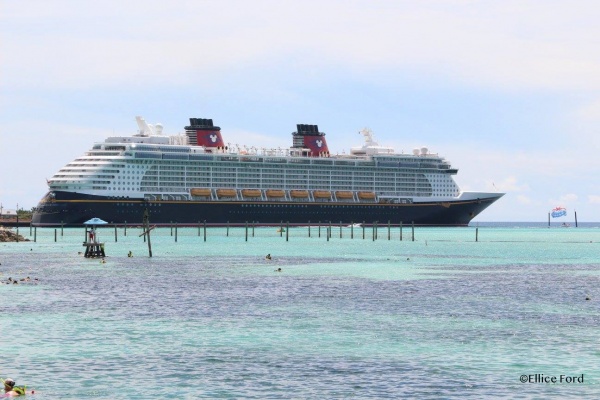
left=83, top=241, right=106, bottom=258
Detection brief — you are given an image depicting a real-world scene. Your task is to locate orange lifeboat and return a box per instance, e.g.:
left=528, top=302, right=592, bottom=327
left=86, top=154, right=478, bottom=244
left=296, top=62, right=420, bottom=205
left=266, top=190, right=286, bottom=198
left=190, top=188, right=211, bottom=197
left=357, top=191, right=376, bottom=200
left=313, top=190, right=332, bottom=199
left=216, top=189, right=237, bottom=198
left=290, top=190, right=309, bottom=198
left=242, top=189, right=262, bottom=198
left=335, top=191, right=354, bottom=199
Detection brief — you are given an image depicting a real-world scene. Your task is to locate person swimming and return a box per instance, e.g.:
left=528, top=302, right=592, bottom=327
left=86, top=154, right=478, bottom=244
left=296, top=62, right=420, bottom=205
left=128, top=251, right=133, bottom=257
left=265, top=254, right=272, bottom=260
left=2, top=378, right=32, bottom=397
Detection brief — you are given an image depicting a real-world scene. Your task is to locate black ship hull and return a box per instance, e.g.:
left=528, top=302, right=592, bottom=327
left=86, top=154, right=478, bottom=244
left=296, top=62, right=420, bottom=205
left=32, top=191, right=501, bottom=227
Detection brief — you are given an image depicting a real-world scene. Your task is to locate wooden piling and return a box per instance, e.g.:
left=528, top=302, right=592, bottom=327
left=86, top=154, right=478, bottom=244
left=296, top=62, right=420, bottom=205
left=388, top=220, right=391, bottom=240
left=245, top=221, right=248, bottom=242
left=124, top=221, right=127, bottom=236
left=34, top=227, right=37, bottom=242
left=114, top=226, right=118, bottom=242
left=308, top=221, right=311, bottom=238
left=411, top=221, right=415, bottom=241
left=476, top=227, right=479, bottom=242
left=319, top=222, right=321, bottom=238
left=142, top=209, right=152, bottom=257
left=286, top=222, right=289, bottom=242
left=61, top=222, right=64, bottom=237
left=175, top=223, right=178, bottom=242
left=575, top=211, right=578, bottom=227
left=400, top=222, right=403, bottom=241
left=339, top=221, right=342, bottom=239
left=54, top=229, right=57, bottom=242
left=351, top=221, right=354, bottom=239
left=204, top=220, right=207, bottom=242
left=362, top=222, right=365, bottom=239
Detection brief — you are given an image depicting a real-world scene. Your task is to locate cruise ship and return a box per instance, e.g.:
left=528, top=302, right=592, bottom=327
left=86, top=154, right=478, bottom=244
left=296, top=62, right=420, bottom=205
left=31, top=116, right=503, bottom=227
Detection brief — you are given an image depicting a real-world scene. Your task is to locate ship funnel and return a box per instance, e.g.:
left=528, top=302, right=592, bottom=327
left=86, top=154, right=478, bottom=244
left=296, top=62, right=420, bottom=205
left=184, top=118, right=225, bottom=148
left=292, top=124, right=330, bottom=157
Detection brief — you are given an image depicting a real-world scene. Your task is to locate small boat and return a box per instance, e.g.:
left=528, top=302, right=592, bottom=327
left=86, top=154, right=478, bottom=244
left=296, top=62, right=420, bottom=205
left=266, top=190, right=286, bottom=198
left=357, top=191, right=376, bottom=200
left=290, top=190, right=309, bottom=198
left=216, top=189, right=237, bottom=198
left=190, top=188, right=211, bottom=196
left=241, top=189, right=262, bottom=198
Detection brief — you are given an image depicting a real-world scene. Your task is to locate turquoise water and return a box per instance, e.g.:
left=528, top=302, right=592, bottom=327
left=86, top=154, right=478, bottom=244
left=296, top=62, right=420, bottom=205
left=1, top=225, right=599, bottom=399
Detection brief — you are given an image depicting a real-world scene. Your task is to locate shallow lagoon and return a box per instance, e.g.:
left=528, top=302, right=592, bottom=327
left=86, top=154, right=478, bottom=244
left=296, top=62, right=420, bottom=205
left=1, top=225, right=599, bottom=399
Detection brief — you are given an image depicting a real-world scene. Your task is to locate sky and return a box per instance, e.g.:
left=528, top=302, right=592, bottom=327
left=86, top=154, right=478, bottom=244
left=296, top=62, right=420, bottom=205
left=1, top=0, right=599, bottom=222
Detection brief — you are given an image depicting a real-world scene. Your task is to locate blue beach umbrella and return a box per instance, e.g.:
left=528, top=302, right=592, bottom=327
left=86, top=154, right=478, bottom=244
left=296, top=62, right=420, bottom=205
left=83, top=217, right=108, bottom=225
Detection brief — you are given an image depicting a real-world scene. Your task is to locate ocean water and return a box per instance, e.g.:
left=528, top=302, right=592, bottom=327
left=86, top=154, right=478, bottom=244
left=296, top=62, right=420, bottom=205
left=1, top=224, right=599, bottom=399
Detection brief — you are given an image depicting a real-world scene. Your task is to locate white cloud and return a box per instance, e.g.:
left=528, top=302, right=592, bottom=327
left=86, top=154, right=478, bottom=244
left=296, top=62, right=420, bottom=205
left=516, top=195, right=533, bottom=205
left=490, top=176, right=530, bottom=193
left=588, top=195, right=600, bottom=204
left=4, top=1, right=600, bottom=91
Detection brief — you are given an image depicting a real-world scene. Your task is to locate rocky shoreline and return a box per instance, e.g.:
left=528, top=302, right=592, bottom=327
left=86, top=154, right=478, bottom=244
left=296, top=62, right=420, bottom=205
left=0, top=227, right=30, bottom=242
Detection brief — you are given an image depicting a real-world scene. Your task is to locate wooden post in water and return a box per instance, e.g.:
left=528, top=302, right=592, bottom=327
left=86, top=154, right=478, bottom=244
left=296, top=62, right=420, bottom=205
left=351, top=222, right=354, bottom=239
left=575, top=210, right=578, bottom=227
left=245, top=221, right=248, bottom=242
left=329, top=221, right=332, bottom=239
left=124, top=221, right=127, bottom=236
left=175, top=223, right=178, bottom=242
left=54, top=229, right=57, bottom=242
left=308, top=221, right=311, bottom=238
left=227, top=221, right=229, bottom=237
left=114, top=226, right=118, bottom=242
left=372, top=222, right=375, bottom=242
left=400, top=221, right=403, bottom=241
left=362, top=222, right=365, bottom=239
left=30, top=224, right=32, bottom=236
left=319, top=222, right=321, bottom=238
left=327, top=225, right=330, bottom=242
left=411, top=221, right=415, bottom=241
left=171, top=222, right=173, bottom=236
left=476, top=227, right=479, bottom=242
left=548, top=212, right=550, bottom=228
left=339, top=221, right=342, bottom=239
left=204, top=221, right=207, bottom=242
left=388, top=220, right=391, bottom=240
left=61, top=222, right=64, bottom=237
left=142, top=208, right=153, bottom=257
left=198, top=221, right=201, bottom=236
left=280, top=221, right=283, bottom=237
left=252, top=221, right=255, bottom=237
left=286, top=222, right=289, bottom=242
left=34, top=227, right=37, bottom=242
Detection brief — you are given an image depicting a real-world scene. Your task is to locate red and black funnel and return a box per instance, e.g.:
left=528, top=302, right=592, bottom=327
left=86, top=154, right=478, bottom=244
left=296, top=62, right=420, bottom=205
left=292, top=124, right=329, bottom=157
left=185, top=118, right=224, bottom=148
